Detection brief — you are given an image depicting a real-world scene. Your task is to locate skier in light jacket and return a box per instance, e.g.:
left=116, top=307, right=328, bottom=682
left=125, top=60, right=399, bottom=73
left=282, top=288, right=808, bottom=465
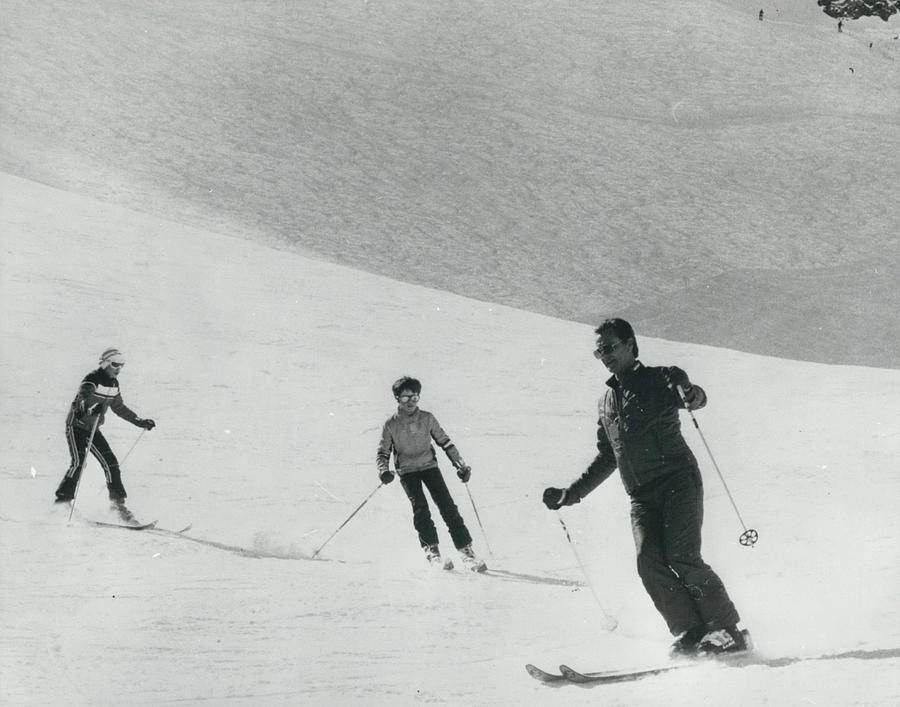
left=377, top=376, right=486, bottom=572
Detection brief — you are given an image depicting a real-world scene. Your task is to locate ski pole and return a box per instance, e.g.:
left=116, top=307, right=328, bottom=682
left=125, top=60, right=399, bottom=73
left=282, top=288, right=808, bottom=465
left=68, top=414, right=102, bottom=523
left=556, top=513, right=618, bottom=631
left=674, top=384, right=758, bottom=547
left=464, top=483, right=493, bottom=557
left=312, top=482, right=383, bottom=558
left=118, top=429, right=146, bottom=466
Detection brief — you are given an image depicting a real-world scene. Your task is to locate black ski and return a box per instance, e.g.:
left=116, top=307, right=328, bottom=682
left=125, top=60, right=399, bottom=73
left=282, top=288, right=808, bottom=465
left=484, top=569, right=581, bottom=587
left=559, top=663, right=688, bottom=684
left=526, top=663, right=683, bottom=684
left=525, top=664, right=586, bottom=683
left=524, top=664, right=565, bottom=683
left=529, top=642, right=900, bottom=686
left=149, top=523, right=193, bottom=535
left=551, top=646, right=754, bottom=685
left=90, top=519, right=158, bottom=531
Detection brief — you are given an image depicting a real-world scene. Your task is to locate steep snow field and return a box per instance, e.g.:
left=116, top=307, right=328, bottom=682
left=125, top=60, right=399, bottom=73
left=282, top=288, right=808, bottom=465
left=2, top=0, right=899, bottom=705
left=1, top=0, right=898, bottom=366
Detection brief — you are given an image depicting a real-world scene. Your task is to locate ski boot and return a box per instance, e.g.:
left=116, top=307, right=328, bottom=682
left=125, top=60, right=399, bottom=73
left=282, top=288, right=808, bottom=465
left=55, top=480, right=76, bottom=504
left=424, top=544, right=454, bottom=570
left=110, top=499, right=137, bottom=525
left=459, top=544, right=487, bottom=573
left=696, top=626, right=752, bottom=657
left=670, top=625, right=706, bottom=657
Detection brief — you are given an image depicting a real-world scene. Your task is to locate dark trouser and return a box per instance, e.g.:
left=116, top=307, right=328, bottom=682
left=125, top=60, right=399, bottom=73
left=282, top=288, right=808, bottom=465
left=630, top=466, right=739, bottom=636
left=56, top=424, right=126, bottom=500
left=399, top=467, right=472, bottom=550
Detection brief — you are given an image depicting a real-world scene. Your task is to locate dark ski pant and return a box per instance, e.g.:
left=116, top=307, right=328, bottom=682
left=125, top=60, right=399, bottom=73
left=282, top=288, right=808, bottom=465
left=399, top=467, right=472, bottom=550
left=56, top=423, right=126, bottom=501
left=630, top=466, right=740, bottom=636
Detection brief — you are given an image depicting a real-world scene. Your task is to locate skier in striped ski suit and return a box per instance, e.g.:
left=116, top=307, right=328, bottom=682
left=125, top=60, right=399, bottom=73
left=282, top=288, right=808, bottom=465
left=55, top=348, right=155, bottom=504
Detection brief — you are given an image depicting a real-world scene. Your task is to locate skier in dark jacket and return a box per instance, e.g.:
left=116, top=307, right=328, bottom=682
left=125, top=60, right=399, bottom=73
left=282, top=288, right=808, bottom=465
left=55, top=348, right=155, bottom=515
left=542, top=319, right=748, bottom=656
left=376, top=376, right=486, bottom=572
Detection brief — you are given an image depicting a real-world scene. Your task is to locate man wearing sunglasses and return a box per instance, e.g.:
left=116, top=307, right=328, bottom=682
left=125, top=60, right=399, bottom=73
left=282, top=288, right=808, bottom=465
left=542, top=319, right=748, bottom=657
left=55, top=348, right=156, bottom=515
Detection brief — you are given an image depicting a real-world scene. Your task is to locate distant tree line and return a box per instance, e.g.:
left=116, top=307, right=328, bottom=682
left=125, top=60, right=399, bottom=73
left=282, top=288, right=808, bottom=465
left=817, top=0, right=899, bottom=22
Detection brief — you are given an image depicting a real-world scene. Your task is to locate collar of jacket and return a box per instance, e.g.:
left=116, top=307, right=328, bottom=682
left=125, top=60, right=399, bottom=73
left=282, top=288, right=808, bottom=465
left=606, top=360, right=643, bottom=389
left=95, top=367, right=118, bottom=385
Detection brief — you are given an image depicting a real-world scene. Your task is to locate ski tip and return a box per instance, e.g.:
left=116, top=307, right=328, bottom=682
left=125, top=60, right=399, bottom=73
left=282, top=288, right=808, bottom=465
left=558, top=664, right=588, bottom=683
left=525, top=663, right=565, bottom=684
left=524, top=664, right=546, bottom=678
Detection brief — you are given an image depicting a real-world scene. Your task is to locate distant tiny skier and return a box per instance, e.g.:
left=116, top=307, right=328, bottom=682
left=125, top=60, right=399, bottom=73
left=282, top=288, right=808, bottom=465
left=376, top=376, right=486, bottom=572
left=542, top=319, right=749, bottom=656
left=54, top=348, right=156, bottom=520
left=838, top=20, right=843, bottom=33
left=758, top=9, right=764, bottom=21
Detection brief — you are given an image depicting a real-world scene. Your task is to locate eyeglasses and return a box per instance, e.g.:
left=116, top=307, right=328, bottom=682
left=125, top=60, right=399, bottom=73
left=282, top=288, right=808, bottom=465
left=594, top=340, right=627, bottom=359
left=109, top=362, right=125, bottom=369
left=397, top=394, right=419, bottom=403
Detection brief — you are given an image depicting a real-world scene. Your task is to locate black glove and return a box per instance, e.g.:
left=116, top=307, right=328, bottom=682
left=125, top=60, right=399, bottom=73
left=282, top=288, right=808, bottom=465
left=456, top=465, right=472, bottom=483
left=664, top=366, right=691, bottom=390
left=664, top=366, right=697, bottom=400
left=85, top=402, right=102, bottom=416
left=542, top=487, right=570, bottom=510
left=137, top=418, right=156, bottom=430
left=379, top=470, right=395, bottom=485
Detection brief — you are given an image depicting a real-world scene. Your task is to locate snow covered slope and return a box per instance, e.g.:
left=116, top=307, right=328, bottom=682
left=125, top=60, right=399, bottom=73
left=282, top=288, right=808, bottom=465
left=2, top=0, right=899, bottom=704
left=1, top=0, right=898, bottom=366
left=1, top=174, right=898, bottom=705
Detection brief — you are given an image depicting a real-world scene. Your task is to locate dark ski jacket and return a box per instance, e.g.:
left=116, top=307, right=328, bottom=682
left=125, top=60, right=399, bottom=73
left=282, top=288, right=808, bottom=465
left=67, top=368, right=142, bottom=431
left=568, top=362, right=707, bottom=498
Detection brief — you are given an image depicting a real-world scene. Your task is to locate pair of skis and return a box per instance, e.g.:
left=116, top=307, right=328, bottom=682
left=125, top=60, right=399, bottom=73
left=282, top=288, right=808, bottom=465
left=525, top=645, right=876, bottom=687
left=89, top=518, right=193, bottom=533
left=527, top=633, right=755, bottom=686
left=526, top=662, right=689, bottom=685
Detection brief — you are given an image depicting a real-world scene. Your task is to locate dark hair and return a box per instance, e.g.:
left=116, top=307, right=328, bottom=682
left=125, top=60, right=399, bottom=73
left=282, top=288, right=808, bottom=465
left=392, top=376, right=422, bottom=397
left=595, top=318, right=639, bottom=357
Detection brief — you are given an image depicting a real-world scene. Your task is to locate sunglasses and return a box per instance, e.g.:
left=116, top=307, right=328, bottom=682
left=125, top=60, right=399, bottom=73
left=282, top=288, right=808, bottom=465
left=594, top=340, right=627, bottom=359
left=109, top=362, right=125, bottom=369
left=397, top=394, right=419, bottom=403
